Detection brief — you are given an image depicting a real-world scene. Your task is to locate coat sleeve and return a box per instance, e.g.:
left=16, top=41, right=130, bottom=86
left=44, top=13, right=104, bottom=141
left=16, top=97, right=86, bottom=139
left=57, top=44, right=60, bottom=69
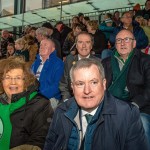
left=43, top=108, right=65, bottom=150
left=26, top=101, right=53, bottom=149
left=59, top=57, right=73, bottom=101
left=124, top=106, right=149, bottom=150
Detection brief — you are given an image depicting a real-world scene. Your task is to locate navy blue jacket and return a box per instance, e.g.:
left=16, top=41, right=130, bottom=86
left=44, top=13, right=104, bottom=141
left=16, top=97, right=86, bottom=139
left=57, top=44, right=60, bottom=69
left=44, top=92, right=149, bottom=150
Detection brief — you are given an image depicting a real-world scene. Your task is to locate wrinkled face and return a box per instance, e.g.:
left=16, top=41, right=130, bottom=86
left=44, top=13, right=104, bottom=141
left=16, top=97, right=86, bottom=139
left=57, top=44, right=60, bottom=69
left=2, top=69, right=25, bottom=100
left=76, top=34, right=93, bottom=58
left=121, top=12, right=132, bottom=25
left=115, top=30, right=136, bottom=60
left=7, top=45, right=15, bottom=55
left=71, top=65, right=106, bottom=112
left=39, top=39, right=54, bottom=59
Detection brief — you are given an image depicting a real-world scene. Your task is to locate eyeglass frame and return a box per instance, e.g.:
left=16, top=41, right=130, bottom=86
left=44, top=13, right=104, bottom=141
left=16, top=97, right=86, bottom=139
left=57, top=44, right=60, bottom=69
left=115, top=37, right=135, bottom=44
left=2, top=76, right=25, bottom=82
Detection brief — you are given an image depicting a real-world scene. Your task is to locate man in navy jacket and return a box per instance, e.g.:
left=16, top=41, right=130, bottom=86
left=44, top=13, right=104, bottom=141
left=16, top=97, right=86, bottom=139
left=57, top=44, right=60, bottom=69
left=44, top=58, right=149, bottom=150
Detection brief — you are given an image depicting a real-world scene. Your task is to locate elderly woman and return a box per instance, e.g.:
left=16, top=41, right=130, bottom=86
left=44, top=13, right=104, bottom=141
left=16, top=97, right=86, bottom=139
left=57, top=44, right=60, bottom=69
left=0, top=56, right=53, bottom=150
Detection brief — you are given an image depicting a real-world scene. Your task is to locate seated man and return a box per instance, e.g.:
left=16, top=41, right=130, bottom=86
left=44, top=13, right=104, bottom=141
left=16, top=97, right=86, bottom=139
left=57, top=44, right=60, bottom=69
left=44, top=58, right=149, bottom=150
left=32, top=39, right=64, bottom=108
left=59, top=31, right=98, bottom=101
left=102, top=29, right=150, bottom=144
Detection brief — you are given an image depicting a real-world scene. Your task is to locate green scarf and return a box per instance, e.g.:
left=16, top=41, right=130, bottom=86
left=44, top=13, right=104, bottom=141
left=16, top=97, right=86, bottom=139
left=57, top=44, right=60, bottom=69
left=108, top=50, right=134, bottom=100
left=0, top=91, right=37, bottom=150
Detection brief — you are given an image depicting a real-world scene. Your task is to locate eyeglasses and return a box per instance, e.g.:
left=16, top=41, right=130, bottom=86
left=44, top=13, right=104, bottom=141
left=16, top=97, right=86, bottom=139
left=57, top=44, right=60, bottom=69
left=73, top=80, right=99, bottom=88
left=115, top=37, right=135, bottom=44
left=3, top=76, right=25, bottom=82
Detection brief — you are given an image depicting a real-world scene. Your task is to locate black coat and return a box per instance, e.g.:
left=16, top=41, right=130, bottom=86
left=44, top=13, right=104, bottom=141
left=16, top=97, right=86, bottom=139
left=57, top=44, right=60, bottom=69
left=102, top=49, right=150, bottom=114
left=0, top=83, right=53, bottom=149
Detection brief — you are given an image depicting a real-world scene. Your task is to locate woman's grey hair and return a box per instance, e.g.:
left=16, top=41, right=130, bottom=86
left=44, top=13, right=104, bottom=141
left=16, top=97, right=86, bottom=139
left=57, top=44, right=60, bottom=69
left=70, top=58, right=105, bottom=82
left=36, top=27, right=49, bottom=37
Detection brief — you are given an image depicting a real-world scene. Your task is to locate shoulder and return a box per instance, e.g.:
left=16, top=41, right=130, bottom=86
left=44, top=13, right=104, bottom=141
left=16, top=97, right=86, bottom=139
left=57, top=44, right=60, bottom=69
left=28, top=94, right=51, bottom=111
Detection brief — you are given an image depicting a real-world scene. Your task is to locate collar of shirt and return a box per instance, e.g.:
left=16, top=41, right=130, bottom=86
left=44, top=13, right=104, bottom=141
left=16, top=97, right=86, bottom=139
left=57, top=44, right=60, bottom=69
left=81, top=107, right=98, bottom=118
left=78, top=54, right=90, bottom=60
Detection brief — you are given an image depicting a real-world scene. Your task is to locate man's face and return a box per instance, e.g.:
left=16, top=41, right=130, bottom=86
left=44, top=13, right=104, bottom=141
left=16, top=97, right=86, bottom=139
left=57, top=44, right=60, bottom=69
left=76, top=34, right=93, bottom=58
left=121, top=12, right=132, bottom=25
left=115, top=30, right=136, bottom=60
left=39, top=39, right=54, bottom=58
left=146, top=1, right=150, bottom=10
left=2, top=31, right=9, bottom=39
left=71, top=65, right=106, bottom=112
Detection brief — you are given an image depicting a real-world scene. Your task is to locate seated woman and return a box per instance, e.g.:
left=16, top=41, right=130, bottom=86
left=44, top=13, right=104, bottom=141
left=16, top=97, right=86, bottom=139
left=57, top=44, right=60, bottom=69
left=0, top=56, right=53, bottom=150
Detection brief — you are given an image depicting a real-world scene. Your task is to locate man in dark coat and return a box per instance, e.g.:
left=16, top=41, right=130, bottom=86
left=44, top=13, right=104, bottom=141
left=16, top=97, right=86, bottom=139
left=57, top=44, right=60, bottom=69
left=44, top=58, right=149, bottom=150
left=59, top=32, right=98, bottom=101
left=102, top=29, right=150, bottom=144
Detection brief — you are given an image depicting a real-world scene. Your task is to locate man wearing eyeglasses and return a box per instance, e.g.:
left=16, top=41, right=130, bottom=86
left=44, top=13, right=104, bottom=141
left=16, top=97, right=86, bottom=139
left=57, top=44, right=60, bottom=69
left=102, top=29, right=150, bottom=144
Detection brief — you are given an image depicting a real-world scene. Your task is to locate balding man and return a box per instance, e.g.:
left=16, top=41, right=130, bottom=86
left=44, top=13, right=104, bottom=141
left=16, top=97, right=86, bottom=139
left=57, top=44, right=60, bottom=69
left=32, top=39, right=64, bottom=108
left=102, top=29, right=150, bottom=144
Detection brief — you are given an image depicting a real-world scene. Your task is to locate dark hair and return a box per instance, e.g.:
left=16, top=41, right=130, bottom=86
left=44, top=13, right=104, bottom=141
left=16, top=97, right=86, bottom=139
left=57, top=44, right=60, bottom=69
left=0, top=56, right=36, bottom=94
left=42, top=22, right=54, bottom=29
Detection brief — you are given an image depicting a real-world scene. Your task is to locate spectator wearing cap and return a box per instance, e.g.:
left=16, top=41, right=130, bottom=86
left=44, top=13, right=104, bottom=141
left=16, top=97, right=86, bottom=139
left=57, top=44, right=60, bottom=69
left=55, top=21, right=72, bottom=48
left=109, top=11, right=148, bottom=49
left=42, top=22, right=62, bottom=59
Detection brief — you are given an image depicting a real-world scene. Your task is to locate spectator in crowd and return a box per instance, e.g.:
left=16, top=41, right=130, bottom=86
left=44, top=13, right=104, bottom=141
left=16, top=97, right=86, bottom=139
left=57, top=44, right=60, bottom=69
left=1, top=30, right=14, bottom=58
left=6, top=43, right=15, bottom=58
left=14, top=38, right=29, bottom=62
left=141, top=0, right=150, bottom=18
left=55, top=21, right=72, bottom=48
left=32, top=39, right=64, bottom=109
left=86, top=20, right=107, bottom=58
left=71, top=16, right=80, bottom=28
left=109, top=11, right=148, bottom=49
left=82, top=16, right=90, bottom=27
left=62, top=23, right=85, bottom=58
left=42, top=22, right=62, bottom=59
left=59, top=32, right=98, bottom=101
left=102, top=29, right=150, bottom=144
left=0, top=56, right=53, bottom=150
left=44, top=58, right=149, bottom=150
left=112, top=11, right=121, bottom=26
left=22, top=34, right=38, bottom=66
left=78, top=12, right=84, bottom=24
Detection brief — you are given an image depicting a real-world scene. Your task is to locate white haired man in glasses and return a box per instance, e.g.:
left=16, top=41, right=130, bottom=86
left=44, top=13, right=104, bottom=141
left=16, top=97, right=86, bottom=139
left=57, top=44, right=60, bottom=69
left=102, top=29, right=150, bottom=144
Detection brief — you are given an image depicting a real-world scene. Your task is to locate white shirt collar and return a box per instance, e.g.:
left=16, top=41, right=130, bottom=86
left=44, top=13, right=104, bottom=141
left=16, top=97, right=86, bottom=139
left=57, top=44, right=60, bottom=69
left=78, top=54, right=90, bottom=60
